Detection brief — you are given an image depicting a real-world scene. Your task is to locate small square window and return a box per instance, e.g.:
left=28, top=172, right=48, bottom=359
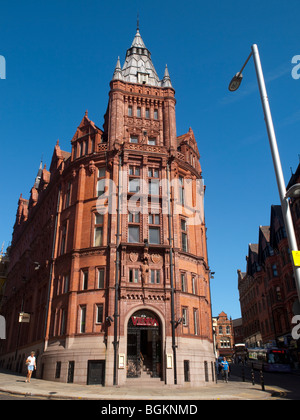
left=129, top=226, right=140, bottom=243
left=138, top=73, right=149, bottom=84
left=148, top=138, right=156, bottom=146
left=148, top=168, right=159, bottom=178
left=98, top=168, right=105, bottom=178
left=129, top=268, right=139, bottom=283
left=97, top=179, right=105, bottom=196
left=129, top=178, right=140, bottom=193
left=150, top=270, right=160, bottom=284
left=129, top=212, right=140, bottom=223
left=149, top=227, right=160, bottom=244
left=149, top=214, right=160, bottom=225
left=129, top=166, right=140, bottom=176
left=149, top=180, right=159, bottom=196
left=130, top=136, right=138, bottom=144
left=95, top=214, right=103, bottom=225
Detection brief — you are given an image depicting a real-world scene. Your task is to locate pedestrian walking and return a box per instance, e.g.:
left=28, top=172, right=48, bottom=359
left=25, top=351, right=36, bottom=383
left=221, top=357, right=229, bottom=383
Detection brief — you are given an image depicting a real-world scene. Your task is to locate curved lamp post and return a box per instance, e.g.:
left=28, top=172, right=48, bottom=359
left=229, top=44, right=300, bottom=302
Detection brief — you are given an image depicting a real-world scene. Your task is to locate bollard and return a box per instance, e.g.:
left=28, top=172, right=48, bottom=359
left=251, top=364, right=255, bottom=385
left=242, top=365, right=245, bottom=382
left=260, top=369, right=265, bottom=391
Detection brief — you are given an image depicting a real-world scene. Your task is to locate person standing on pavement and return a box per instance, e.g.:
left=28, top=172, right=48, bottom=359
left=221, top=357, right=229, bottom=383
left=25, top=351, right=36, bottom=383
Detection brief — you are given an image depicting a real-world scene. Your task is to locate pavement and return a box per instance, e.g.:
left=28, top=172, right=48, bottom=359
left=0, top=368, right=291, bottom=400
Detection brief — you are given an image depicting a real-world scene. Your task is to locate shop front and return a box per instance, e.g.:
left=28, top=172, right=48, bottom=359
left=127, top=309, right=162, bottom=379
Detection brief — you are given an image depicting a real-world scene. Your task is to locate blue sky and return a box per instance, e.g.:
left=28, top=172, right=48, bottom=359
left=0, top=0, right=300, bottom=320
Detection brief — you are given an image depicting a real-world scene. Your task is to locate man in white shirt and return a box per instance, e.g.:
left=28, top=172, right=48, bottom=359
left=25, top=351, right=36, bottom=383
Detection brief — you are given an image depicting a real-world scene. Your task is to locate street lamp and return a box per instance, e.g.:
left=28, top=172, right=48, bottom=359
left=286, top=184, right=300, bottom=199
left=229, top=44, right=300, bottom=302
left=228, top=51, right=252, bottom=92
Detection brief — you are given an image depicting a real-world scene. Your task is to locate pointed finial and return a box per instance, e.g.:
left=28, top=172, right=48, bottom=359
left=112, top=57, right=123, bottom=81
left=85, top=110, right=88, bottom=117
left=162, top=64, right=173, bottom=88
left=137, top=12, right=140, bottom=31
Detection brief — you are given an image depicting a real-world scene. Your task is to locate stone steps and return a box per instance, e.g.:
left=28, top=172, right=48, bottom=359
left=126, top=363, right=164, bottom=386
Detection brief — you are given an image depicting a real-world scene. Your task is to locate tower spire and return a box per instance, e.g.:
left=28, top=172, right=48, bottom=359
left=112, top=56, right=122, bottom=81
left=33, top=159, right=43, bottom=189
left=111, top=27, right=174, bottom=88
left=162, top=64, right=173, bottom=88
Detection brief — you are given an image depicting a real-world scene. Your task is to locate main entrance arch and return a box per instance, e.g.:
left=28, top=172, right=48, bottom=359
left=127, top=309, right=162, bottom=379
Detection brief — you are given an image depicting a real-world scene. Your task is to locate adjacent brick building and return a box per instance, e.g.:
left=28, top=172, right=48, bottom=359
left=0, top=28, right=215, bottom=386
left=213, top=312, right=234, bottom=360
left=238, top=162, right=300, bottom=363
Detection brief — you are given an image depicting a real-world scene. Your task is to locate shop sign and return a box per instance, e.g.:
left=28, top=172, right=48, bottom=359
left=131, top=315, right=159, bottom=327
left=19, top=312, right=30, bottom=323
left=292, top=251, right=300, bottom=267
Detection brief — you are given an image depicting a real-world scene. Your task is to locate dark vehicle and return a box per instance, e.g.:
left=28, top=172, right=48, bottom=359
left=248, top=348, right=291, bottom=373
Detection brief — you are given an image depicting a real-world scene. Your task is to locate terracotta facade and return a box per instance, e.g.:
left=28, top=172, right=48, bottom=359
left=213, top=312, right=234, bottom=360
left=0, top=28, right=214, bottom=386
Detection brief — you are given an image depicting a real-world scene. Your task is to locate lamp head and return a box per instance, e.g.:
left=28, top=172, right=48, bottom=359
left=228, top=73, right=243, bottom=92
left=286, top=184, right=300, bottom=199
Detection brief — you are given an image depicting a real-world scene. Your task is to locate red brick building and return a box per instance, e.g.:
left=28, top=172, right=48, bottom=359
left=238, top=163, right=300, bottom=362
left=0, top=28, right=215, bottom=386
left=213, top=312, right=234, bottom=360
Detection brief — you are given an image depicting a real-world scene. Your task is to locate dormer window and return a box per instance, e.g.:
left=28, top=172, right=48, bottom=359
left=138, top=72, right=149, bottom=85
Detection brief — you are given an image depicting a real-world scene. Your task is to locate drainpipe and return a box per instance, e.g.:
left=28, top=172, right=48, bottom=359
left=113, top=153, right=122, bottom=385
left=167, top=163, right=177, bottom=385
left=44, top=185, right=61, bottom=351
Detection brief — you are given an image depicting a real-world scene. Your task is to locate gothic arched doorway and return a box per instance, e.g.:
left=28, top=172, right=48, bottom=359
left=127, top=309, right=162, bottom=379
